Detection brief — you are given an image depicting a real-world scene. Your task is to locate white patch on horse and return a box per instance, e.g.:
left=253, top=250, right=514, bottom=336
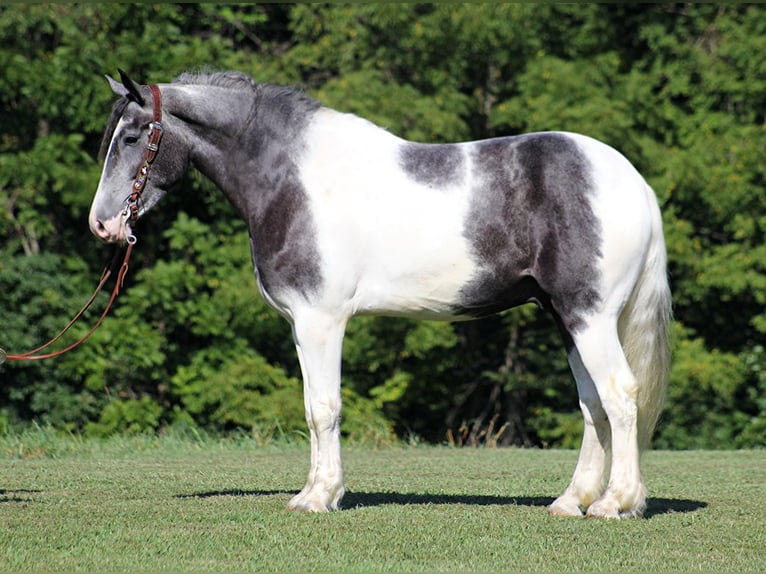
left=299, top=108, right=479, bottom=319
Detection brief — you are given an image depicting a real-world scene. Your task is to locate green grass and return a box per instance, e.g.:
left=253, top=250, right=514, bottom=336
left=0, top=430, right=764, bottom=572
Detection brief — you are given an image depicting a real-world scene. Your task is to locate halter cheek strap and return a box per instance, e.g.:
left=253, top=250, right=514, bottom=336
left=126, top=84, right=163, bottom=223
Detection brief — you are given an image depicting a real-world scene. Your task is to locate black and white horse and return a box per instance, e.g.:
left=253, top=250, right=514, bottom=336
left=89, top=71, right=671, bottom=518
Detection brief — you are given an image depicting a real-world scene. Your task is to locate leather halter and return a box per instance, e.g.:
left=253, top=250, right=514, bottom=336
left=125, top=84, right=163, bottom=224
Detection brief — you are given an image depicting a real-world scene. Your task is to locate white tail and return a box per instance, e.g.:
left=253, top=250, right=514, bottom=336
left=618, top=183, right=672, bottom=452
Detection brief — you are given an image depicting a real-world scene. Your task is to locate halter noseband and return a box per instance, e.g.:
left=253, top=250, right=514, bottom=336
left=125, top=84, right=163, bottom=226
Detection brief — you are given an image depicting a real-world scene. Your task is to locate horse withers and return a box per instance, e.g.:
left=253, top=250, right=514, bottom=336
left=89, top=70, right=671, bottom=518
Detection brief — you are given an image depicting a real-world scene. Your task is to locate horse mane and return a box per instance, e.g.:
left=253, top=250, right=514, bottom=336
left=173, top=70, right=322, bottom=128
left=173, top=70, right=258, bottom=91
left=98, top=71, right=321, bottom=161
left=173, top=71, right=319, bottom=109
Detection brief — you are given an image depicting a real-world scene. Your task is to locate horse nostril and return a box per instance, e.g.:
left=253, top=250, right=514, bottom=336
left=92, top=219, right=111, bottom=239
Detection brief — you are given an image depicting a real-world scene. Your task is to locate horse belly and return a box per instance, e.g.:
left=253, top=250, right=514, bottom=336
left=330, top=197, right=480, bottom=319
left=301, top=156, right=478, bottom=317
left=355, top=245, right=478, bottom=319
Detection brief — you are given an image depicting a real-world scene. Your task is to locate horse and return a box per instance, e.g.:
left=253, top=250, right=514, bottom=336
left=89, top=70, right=671, bottom=518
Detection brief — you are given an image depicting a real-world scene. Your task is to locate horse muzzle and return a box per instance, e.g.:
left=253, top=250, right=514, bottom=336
left=89, top=210, right=133, bottom=244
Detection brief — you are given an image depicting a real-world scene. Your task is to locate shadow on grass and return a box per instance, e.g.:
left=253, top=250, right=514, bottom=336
left=176, top=489, right=706, bottom=517
left=644, top=497, right=708, bottom=518
left=0, top=488, right=41, bottom=504
left=343, top=491, right=552, bottom=509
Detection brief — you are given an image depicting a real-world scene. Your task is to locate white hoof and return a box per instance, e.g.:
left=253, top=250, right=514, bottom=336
left=586, top=487, right=646, bottom=519
left=287, top=484, right=344, bottom=513
left=549, top=496, right=584, bottom=517
left=585, top=497, right=621, bottom=519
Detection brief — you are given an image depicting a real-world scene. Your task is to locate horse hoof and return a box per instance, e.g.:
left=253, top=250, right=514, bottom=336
left=585, top=497, right=621, bottom=519
left=287, top=486, right=343, bottom=513
left=548, top=498, right=584, bottom=517
left=287, top=495, right=330, bottom=513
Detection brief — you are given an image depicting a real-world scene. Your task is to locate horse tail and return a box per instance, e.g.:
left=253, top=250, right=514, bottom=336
left=618, top=182, right=672, bottom=452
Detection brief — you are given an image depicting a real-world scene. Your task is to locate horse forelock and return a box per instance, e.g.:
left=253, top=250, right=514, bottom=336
left=98, top=97, right=130, bottom=162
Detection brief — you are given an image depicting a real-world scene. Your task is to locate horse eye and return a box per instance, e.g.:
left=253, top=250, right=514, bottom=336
left=124, top=135, right=139, bottom=146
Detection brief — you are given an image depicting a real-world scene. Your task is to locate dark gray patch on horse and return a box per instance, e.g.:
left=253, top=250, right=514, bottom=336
left=246, top=144, right=323, bottom=298
left=178, top=77, right=325, bottom=297
left=457, top=133, right=602, bottom=334
left=399, top=143, right=465, bottom=188
left=98, top=72, right=324, bottom=298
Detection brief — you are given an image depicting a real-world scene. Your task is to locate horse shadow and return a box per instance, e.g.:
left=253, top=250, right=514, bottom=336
left=4, top=486, right=705, bottom=518
left=176, top=489, right=706, bottom=518
left=0, top=488, right=42, bottom=504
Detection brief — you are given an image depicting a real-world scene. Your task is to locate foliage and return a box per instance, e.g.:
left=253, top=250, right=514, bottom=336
left=1, top=4, right=764, bottom=448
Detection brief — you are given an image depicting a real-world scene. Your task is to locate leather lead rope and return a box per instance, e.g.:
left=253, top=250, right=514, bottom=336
left=1, top=83, right=162, bottom=364
left=1, top=243, right=134, bottom=363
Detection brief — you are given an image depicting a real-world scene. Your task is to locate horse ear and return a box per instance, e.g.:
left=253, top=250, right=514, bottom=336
left=106, top=75, right=129, bottom=98
left=113, top=68, right=145, bottom=106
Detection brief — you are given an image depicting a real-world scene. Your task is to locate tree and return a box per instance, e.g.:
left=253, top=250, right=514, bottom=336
left=1, top=4, right=763, bottom=448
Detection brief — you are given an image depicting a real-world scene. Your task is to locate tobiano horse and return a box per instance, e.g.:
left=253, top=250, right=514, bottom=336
left=89, top=70, right=671, bottom=518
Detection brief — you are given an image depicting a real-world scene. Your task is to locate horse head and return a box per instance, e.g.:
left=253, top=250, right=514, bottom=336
left=89, top=70, right=187, bottom=243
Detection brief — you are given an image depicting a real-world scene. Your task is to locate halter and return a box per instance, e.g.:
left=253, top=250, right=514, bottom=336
left=125, top=84, right=164, bottom=227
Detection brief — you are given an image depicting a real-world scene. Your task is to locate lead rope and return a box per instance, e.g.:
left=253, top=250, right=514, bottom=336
left=1, top=83, right=162, bottom=365
left=0, top=242, right=135, bottom=364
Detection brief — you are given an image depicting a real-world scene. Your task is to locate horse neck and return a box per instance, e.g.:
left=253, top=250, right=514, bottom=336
left=168, top=83, right=317, bottom=218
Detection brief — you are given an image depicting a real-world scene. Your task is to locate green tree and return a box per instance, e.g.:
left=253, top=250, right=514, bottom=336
left=1, top=4, right=763, bottom=449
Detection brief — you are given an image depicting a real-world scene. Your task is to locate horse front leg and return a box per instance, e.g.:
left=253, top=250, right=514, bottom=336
left=287, top=309, right=348, bottom=512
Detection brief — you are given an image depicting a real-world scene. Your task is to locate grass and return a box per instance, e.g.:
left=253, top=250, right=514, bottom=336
left=0, top=429, right=764, bottom=572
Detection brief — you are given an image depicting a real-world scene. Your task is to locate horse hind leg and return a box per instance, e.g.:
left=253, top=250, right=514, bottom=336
left=549, top=343, right=612, bottom=517
left=562, top=318, right=646, bottom=518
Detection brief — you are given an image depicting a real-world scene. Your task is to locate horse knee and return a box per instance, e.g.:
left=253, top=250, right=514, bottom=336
left=598, top=372, right=640, bottom=431
left=306, top=399, right=341, bottom=434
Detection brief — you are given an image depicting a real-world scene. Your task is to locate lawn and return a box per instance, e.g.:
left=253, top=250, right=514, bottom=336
left=1, top=431, right=764, bottom=572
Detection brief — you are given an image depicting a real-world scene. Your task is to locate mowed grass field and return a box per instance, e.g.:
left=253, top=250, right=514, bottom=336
left=0, top=432, right=764, bottom=572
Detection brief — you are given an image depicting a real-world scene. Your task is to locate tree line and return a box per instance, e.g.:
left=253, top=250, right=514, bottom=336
left=1, top=4, right=764, bottom=448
